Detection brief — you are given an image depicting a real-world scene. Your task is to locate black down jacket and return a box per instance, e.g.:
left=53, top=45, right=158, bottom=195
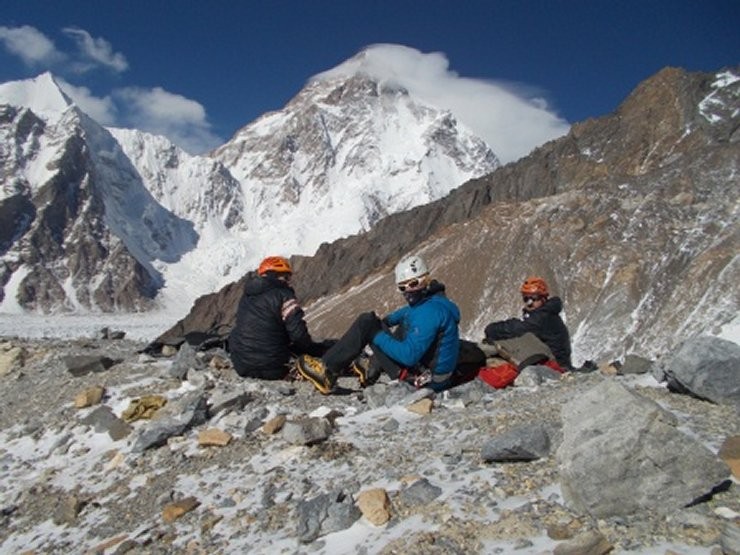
left=229, top=273, right=321, bottom=379
left=484, top=296, right=573, bottom=370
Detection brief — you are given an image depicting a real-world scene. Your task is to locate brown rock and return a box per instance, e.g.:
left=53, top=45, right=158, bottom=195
left=356, top=488, right=391, bottom=526
left=161, top=345, right=178, bottom=357
left=162, top=497, right=200, bottom=523
left=121, top=395, right=167, bottom=422
left=718, top=435, right=740, bottom=479
left=53, top=495, right=85, bottom=526
left=599, top=362, right=619, bottom=376
left=262, top=414, right=287, bottom=434
left=209, top=354, right=230, bottom=370
left=0, top=344, right=26, bottom=376
left=553, top=530, right=613, bottom=555
left=198, top=428, right=232, bottom=447
left=86, top=534, right=128, bottom=554
left=74, top=385, right=106, bottom=408
left=407, top=398, right=433, bottom=415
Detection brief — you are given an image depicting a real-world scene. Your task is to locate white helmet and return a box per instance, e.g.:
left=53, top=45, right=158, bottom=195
left=395, top=255, right=429, bottom=283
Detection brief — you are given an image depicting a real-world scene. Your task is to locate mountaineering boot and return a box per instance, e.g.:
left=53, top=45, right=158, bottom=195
left=351, top=355, right=380, bottom=387
left=297, top=355, right=333, bottom=394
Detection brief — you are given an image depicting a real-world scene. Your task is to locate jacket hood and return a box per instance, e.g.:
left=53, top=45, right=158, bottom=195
left=243, top=272, right=292, bottom=297
left=540, top=296, right=563, bottom=314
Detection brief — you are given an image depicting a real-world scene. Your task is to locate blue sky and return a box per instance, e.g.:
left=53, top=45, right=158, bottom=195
left=1, top=0, right=738, bottom=157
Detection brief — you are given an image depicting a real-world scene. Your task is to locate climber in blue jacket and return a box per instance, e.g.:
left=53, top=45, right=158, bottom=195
left=297, top=254, right=461, bottom=394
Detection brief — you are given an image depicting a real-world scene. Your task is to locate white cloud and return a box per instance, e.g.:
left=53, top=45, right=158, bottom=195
left=314, top=44, right=570, bottom=163
left=57, top=79, right=117, bottom=125
left=114, top=87, right=222, bottom=154
left=0, top=25, right=64, bottom=66
left=62, top=27, right=128, bottom=73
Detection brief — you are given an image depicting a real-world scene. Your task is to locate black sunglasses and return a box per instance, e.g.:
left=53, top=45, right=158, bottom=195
left=523, top=295, right=542, bottom=304
left=398, top=278, right=421, bottom=292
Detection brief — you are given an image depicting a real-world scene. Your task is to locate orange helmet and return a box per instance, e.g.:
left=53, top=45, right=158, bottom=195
left=258, top=256, right=292, bottom=276
left=521, top=276, right=549, bottom=297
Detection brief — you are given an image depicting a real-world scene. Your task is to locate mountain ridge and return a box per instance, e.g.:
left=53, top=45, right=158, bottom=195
left=0, top=58, right=500, bottom=313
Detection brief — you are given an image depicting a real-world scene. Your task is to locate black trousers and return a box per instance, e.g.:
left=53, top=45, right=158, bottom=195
left=322, top=312, right=405, bottom=380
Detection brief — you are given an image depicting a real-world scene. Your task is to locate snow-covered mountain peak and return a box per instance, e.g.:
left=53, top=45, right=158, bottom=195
left=312, top=44, right=435, bottom=91
left=0, top=72, right=74, bottom=122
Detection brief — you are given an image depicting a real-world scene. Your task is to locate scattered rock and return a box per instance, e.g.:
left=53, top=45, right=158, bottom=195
left=719, top=436, right=740, bottom=479
left=262, top=415, right=287, bottom=434
left=652, top=336, right=740, bottom=406
left=721, top=521, right=740, bottom=555
left=557, top=380, right=730, bottom=518
left=553, top=529, right=613, bottom=555
left=79, top=406, right=132, bottom=441
left=407, top=398, right=433, bottom=415
left=399, top=477, right=442, bottom=506
left=356, top=488, right=391, bottom=525
left=52, top=495, right=85, bottom=526
left=282, top=417, right=332, bottom=445
left=121, top=395, right=168, bottom=422
left=515, top=365, right=562, bottom=387
left=0, top=343, right=26, bottom=376
left=198, top=428, right=232, bottom=447
left=162, top=497, right=200, bottom=523
left=209, top=388, right=252, bottom=416
left=296, top=490, right=361, bottom=543
left=619, top=354, right=652, bottom=374
left=481, top=424, right=551, bottom=462
left=64, top=355, right=119, bottom=377
left=73, top=385, right=106, bottom=408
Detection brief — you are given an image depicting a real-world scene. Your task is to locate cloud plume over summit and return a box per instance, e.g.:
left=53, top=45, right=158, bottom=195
left=314, top=44, right=571, bottom=162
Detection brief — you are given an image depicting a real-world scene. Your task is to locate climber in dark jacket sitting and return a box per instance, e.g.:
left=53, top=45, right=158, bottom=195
left=229, top=256, right=328, bottom=379
left=484, top=276, right=573, bottom=370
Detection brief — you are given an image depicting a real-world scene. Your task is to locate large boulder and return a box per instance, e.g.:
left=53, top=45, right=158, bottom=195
left=652, top=336, right=740, bottom=406
left=557, top=380, right=729, bottom=518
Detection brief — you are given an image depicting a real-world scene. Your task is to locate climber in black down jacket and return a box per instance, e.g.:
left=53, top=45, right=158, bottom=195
left=484, top=276, right=573, bottom=370
left=229, top=256, right=327, bottom=379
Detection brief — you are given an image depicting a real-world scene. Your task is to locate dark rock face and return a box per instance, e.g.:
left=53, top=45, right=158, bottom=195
left=153, top=66, right=739, bottom=363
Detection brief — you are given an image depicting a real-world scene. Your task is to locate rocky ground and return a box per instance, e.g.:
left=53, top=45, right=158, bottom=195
left=0, top=335, right=738, bottom=555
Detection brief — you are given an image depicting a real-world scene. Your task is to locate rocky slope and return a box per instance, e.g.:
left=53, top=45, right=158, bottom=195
left=0, top=334, right=737, bottom=554
left=156, top=66, right=739, bottom=363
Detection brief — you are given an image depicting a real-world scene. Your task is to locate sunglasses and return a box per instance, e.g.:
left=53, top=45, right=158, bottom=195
left=398, top=278, right=421, bottom=292
left=523, top=296, right=542, bottom=305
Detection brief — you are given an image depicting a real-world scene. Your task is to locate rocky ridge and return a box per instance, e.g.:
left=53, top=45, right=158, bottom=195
left=0, top=334, right=738, bottom=554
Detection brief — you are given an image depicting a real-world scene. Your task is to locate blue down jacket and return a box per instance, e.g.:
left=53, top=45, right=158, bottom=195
left=372, top=283, right=461, bottom=386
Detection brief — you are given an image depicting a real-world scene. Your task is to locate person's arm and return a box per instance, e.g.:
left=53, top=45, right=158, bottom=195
left=282, top=295, right=316, bottom=352
left=373, top=309, right=439, bottom=366
left=484, top=311, right=547, bottom=341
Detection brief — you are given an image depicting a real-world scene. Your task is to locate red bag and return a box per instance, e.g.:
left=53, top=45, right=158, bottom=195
left=477, top=363, right=519, bottom=389
left=542, top=359, right=566, bottom=373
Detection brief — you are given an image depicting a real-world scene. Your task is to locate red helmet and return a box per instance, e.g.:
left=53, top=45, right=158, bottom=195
left=521, top=276, right=549, bottom=297
left=258, top=256, right=292, bottom=276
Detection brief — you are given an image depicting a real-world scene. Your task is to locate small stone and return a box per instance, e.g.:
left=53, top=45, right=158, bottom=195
left=198, top=428, right=232, bottom=447
left=0, top=345, right=26, bottom=376
left=52, top=495, right=85, bottom=526
left=161, top=345, right=178, bottom=357
left=209, top=354, right=231, bottom=370
left=718, top=435, right=740, bottom=479
left=356, top=488, right=391, bottom=526
left=73, top=385, right=106, bottom=408
left=162, top=497, right=200, bottom=523
left=407, top=398, right=433, bottom=415
left=553, top=530, right=613, bottom=555
left=262, top=415, right=287, bottom=434
left=89, top=534, right=129, bottom=553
